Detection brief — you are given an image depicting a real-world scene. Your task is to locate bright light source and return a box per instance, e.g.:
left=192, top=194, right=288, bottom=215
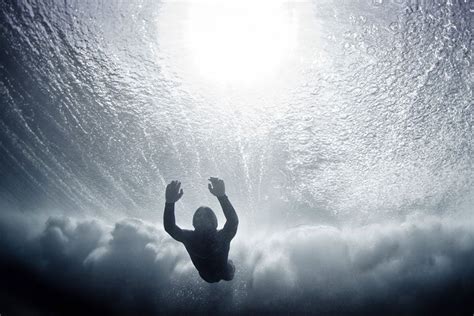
left=183, top=0, right=298, bottom=85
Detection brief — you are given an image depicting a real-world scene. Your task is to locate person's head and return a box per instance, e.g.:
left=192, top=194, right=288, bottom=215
left=193, top=206, right=218, bottom=232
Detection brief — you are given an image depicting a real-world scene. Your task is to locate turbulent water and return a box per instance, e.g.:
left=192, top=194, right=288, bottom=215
left=0, top=0, right=473, bottom=314
left=0, top=0, right=472, bottom=225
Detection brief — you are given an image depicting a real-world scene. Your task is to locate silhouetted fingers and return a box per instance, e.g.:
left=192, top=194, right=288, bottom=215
left=178, top=188, right=183, bottom=198
left=169, top=180, right=180, bottom=193
left=209, top=177, right=220, bottom=184
left=208, top=183, right=214, bottom=192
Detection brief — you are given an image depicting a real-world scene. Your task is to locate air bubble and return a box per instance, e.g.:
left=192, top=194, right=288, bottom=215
left=389, top=22, right=400, bottom=32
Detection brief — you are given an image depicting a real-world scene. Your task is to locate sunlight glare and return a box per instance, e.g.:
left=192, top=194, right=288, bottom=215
left=184, top=0, right=298, bottom=85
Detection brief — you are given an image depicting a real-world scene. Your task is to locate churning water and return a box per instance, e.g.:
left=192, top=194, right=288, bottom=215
left=0, top=1, right=473, bottom=314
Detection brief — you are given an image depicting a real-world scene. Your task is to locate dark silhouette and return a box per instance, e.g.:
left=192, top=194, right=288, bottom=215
left=163, top=177, right=239, bottom=283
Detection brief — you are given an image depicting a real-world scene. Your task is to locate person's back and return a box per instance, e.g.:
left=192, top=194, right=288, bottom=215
left=163, top=177, right=238, bottom=283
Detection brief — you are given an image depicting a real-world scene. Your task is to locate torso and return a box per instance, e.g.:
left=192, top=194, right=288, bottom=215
left=183, top=230, right=230, bottom=280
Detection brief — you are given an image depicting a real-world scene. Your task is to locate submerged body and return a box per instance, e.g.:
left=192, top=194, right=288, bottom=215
left=163, top=178, right=238, bottom=282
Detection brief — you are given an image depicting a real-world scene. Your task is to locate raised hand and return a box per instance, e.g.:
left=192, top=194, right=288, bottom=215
left=208, top=177, right=226, bottom=197
left=166, top=180, right=184, bottom=203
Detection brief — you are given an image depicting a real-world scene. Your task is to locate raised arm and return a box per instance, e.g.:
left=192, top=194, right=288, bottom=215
left=163, top=180, right=187, bottom=242
left=208, top=177, right=239, bottom=240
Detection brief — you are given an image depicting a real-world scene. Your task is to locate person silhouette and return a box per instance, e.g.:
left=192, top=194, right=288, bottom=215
left=163, top=177, right=239, bottom=283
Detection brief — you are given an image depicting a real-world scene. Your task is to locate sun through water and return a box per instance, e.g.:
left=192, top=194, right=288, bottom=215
left=156, top=0, right=306, bottom=90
